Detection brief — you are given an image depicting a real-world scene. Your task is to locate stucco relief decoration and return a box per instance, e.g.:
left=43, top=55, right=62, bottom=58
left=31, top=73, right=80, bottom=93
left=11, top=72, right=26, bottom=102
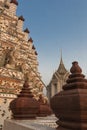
left=0, top=17, right=9, bottom=32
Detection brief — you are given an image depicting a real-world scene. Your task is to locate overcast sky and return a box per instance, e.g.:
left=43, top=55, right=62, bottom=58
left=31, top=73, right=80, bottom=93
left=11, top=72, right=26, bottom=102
left=17, top=0, right=87, bottom=86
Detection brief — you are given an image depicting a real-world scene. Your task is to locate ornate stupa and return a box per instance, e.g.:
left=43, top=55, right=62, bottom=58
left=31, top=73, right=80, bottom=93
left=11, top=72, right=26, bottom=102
left=0, top=0, right=44, bottom=128
left=38, top=93, right=52, bottom=117
left=10, top=81, right=39, bottom=119
left=50, top=61, right=87, bottom=130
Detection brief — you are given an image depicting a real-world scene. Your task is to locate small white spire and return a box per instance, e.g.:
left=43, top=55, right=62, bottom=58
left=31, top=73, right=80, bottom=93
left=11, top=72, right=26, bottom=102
left=60, top=49, right=63, bottom=64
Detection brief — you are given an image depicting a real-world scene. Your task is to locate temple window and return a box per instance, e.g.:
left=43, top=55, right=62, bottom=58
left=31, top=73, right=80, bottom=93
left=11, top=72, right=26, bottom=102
left=54, top=83, right=57, bottom=94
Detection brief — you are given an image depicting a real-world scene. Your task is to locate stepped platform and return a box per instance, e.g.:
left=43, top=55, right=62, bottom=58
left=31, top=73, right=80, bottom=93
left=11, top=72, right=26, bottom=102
left=3, top=115, right=57, bottom=130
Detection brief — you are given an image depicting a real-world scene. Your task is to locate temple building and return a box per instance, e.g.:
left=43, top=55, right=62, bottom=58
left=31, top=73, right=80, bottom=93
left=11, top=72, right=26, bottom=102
left=0, top=0, right=45, bottom=128
left=47, top=56, right=69, bottom=101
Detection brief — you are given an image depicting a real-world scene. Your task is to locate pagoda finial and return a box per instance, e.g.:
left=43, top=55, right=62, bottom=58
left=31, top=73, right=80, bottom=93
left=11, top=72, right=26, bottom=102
left=70, top=61, right=82, bottom=74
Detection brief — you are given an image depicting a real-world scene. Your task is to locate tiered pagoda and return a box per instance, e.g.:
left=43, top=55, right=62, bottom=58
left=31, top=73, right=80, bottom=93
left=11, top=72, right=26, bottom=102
left=0, top=0, right=44, bottom=128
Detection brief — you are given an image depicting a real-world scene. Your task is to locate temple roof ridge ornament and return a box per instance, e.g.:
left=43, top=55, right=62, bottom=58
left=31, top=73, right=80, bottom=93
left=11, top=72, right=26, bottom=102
left=35, top=51, right=38, bottom=55
left=32, top=45, right=36, bottom=50
left=10, top=0, right=18, bottom=6
left=28, top=37, right=33, bottom=43
left=18, top=15, right=25, bottom=21
left=24, top=28, right=30, bottom=33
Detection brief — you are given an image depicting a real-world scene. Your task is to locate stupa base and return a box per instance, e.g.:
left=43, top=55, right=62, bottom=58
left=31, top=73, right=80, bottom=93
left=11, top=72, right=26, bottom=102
left=12, top=114, right=37, bottom=120
left=3, top=119, right=56, bottom=130
left=57, top=121, right=87, bottom=130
